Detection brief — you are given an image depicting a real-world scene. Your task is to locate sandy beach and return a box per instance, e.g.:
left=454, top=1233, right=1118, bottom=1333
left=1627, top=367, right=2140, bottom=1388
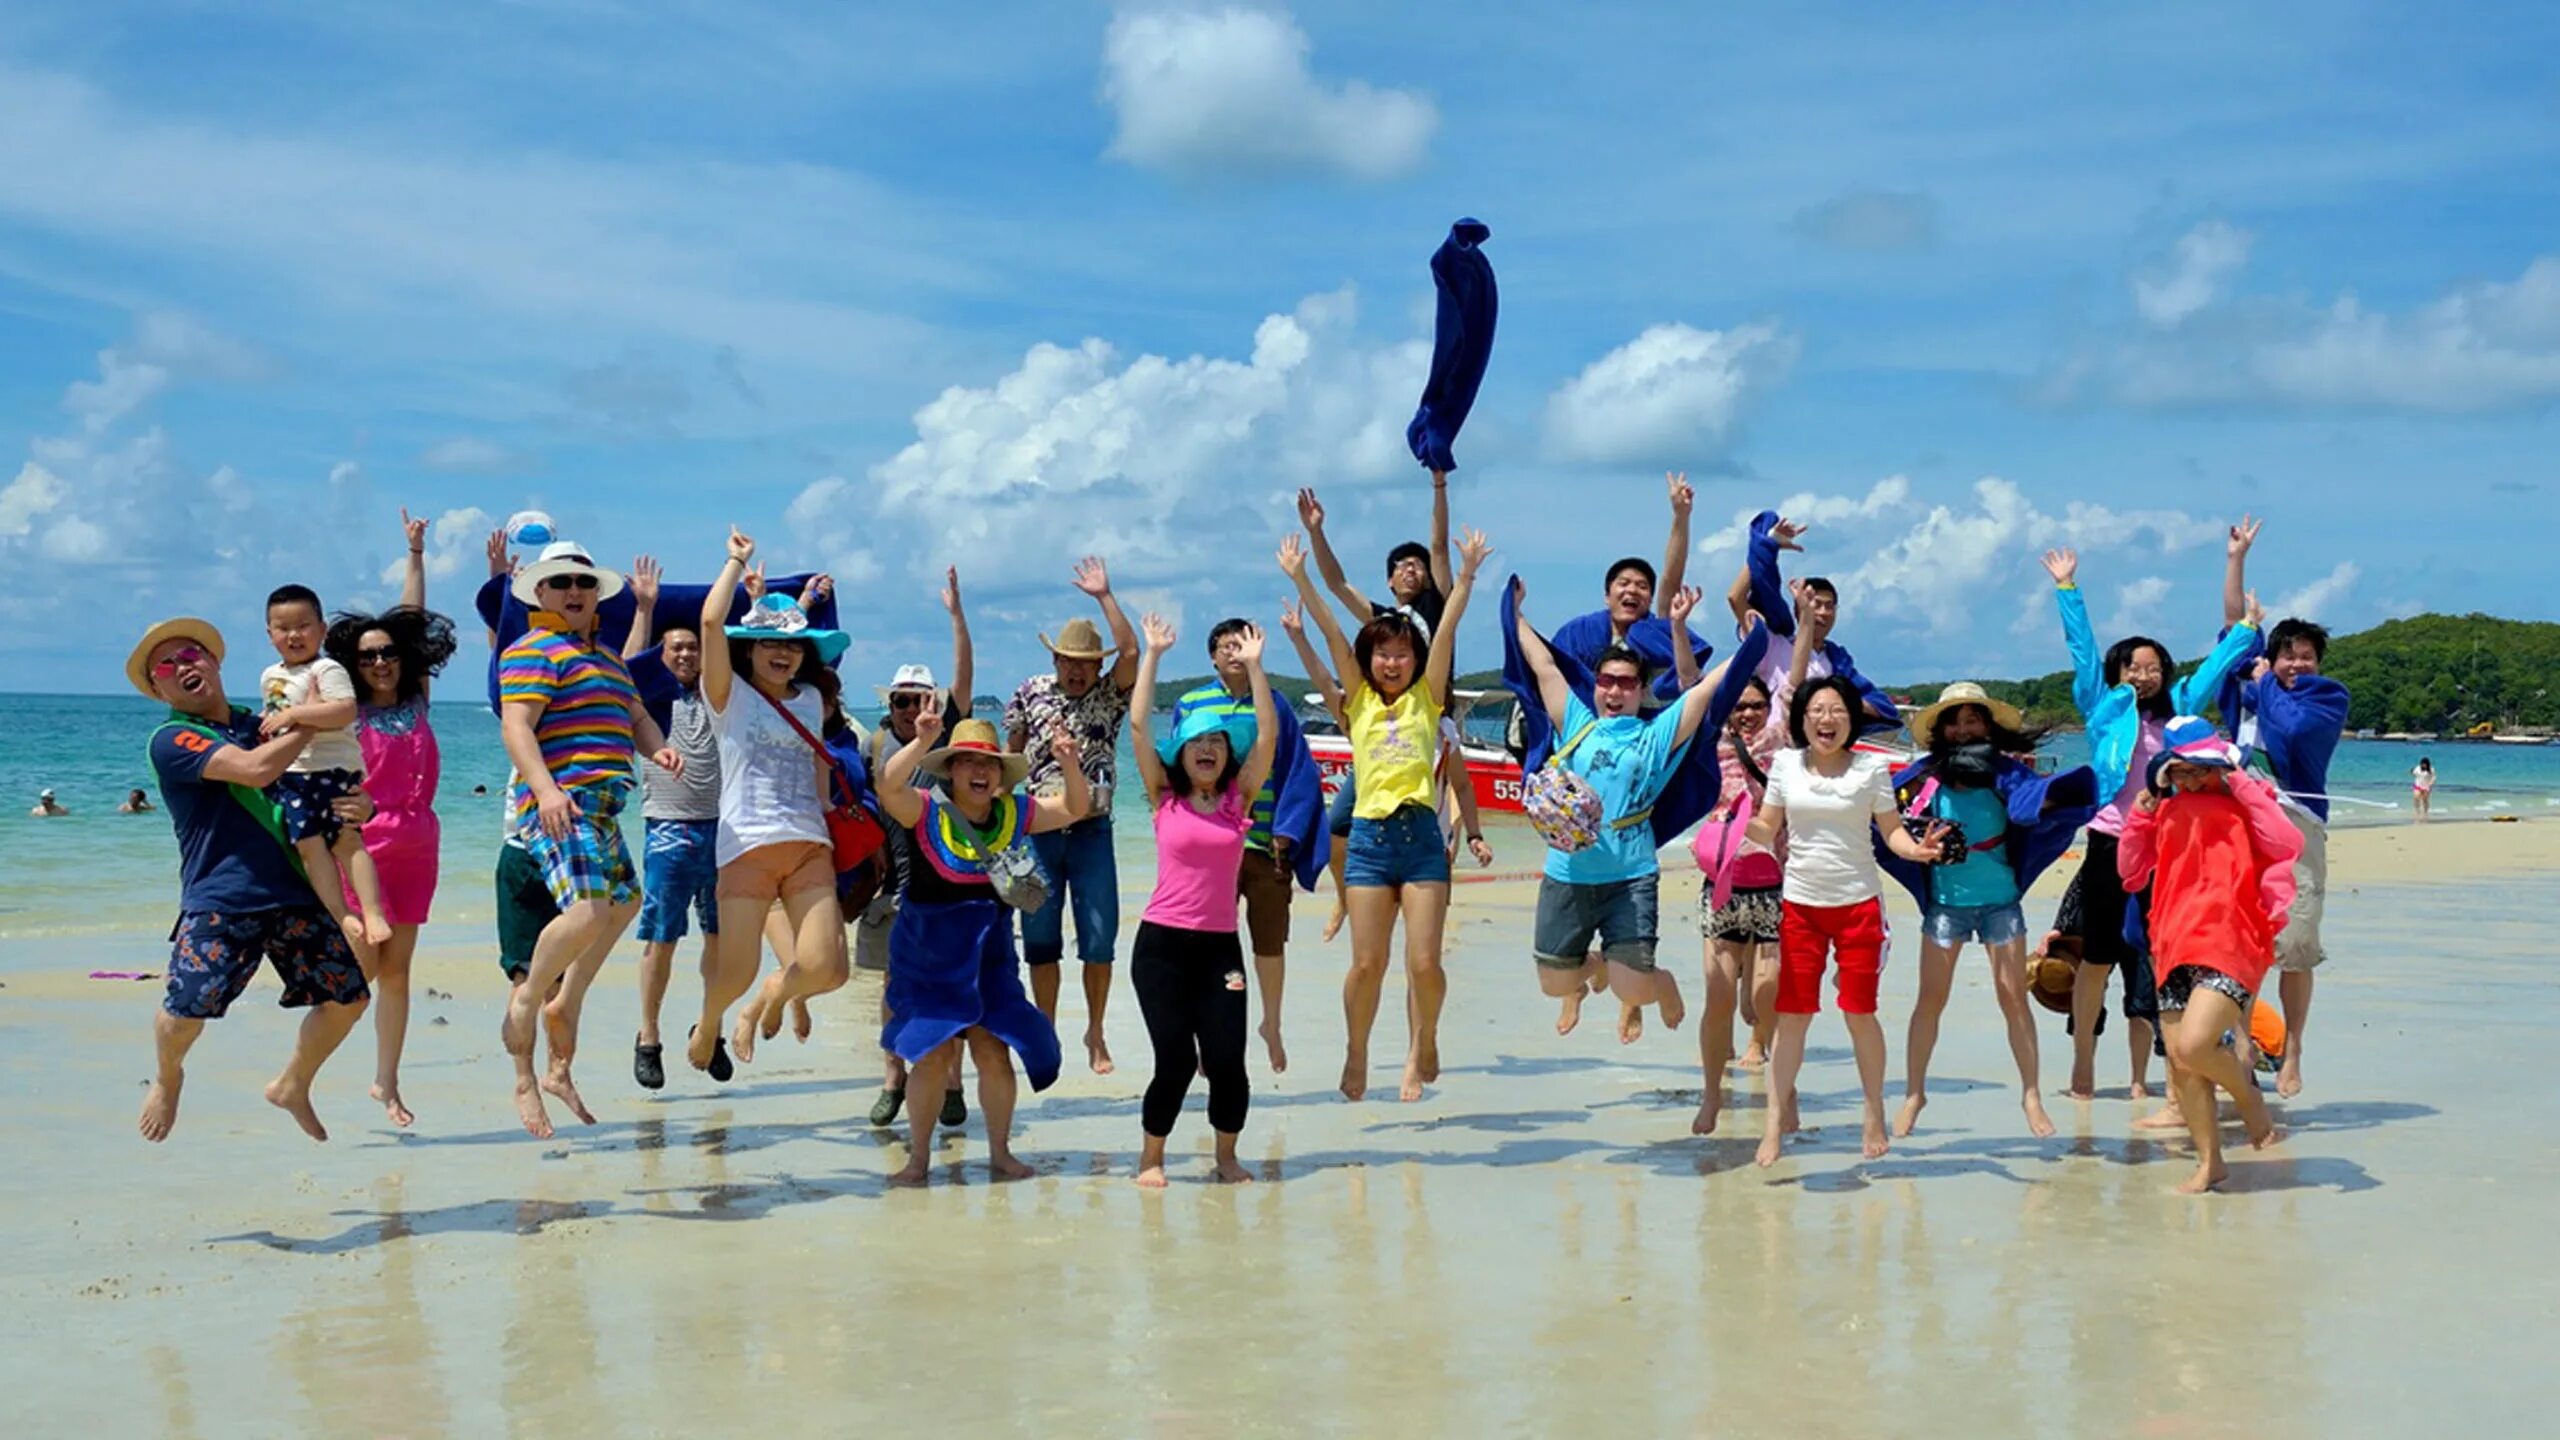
left=3, top=816, right=2555, bottom=1437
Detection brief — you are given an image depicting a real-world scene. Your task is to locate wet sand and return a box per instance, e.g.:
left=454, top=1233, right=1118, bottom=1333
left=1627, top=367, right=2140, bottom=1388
left=3, top=820, right=2555, bottom=1436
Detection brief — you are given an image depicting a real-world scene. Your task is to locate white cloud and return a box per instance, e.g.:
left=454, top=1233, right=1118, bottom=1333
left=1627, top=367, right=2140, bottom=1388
left=0, top=462, right=65, bottom=537
left=1696, top=476, right=1912, bottom=556
left=822, top=286, right=1422, bottom=594
left=44, top=515, right=110, bottom=562
left=419, top=437, right=520, bottom=473
left=383, top=507, right=499, bottom=587
left=2133, top=219, right=2252, bottom=328
left=2272, top=560, right=2359, bottom=621
left=2106, top=575, right=2173, bottom=636
left=1544, top=322, right=1798, bottom=466
left=1791, top=188, right=1938, bottom=252
left=1100, top=6, right=1437, bottom=181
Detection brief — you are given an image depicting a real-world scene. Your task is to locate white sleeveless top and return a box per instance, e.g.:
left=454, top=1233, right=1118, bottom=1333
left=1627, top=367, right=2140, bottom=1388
left=712, top=684, right=829, bottom=865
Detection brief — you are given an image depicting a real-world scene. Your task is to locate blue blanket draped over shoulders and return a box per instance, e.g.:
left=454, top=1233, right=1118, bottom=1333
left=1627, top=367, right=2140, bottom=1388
left=1406, top=218, right=1496, bottom=473
left=1502, top=577, right=1770, bottom=846
left=1874, top=753, right=2100, bottom=911
left=1547, top=610, right=1716, bottom=709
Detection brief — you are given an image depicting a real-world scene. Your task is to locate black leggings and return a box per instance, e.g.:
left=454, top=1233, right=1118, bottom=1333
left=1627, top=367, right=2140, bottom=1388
left=1132, top=920, right=1250, bottom=1138
left=2077, top=832, right=2157, bottom=1023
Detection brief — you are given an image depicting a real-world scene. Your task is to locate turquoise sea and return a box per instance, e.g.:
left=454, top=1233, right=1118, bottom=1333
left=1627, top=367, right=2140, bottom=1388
left=5, top=691, right=2556, bottom=941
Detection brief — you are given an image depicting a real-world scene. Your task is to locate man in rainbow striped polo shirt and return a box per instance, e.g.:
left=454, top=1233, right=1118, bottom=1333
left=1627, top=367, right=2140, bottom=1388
left=496, top=539, right=683, bottom=1140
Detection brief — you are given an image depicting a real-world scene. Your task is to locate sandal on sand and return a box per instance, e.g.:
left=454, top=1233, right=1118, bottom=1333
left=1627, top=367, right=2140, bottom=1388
left=869, top=1086, right=906, bottom=1128
left=634, top=1039, right=665, bottom=1091
left=940, top=1088, right=967, bottom=1127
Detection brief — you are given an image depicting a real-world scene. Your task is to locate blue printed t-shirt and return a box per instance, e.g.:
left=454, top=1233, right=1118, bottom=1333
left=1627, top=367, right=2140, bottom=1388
left=1928, top=784, right=2018, bottom=908
left=151, top=706, right=312, bottom=914
left=1542, top=695, right=1693, bottom=886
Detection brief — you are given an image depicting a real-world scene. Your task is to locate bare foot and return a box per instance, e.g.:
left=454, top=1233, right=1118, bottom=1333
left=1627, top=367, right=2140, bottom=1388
left=1085, top=1030, right=1115, bottom=1076
left=264, top=1074, right=330, bottom=1142
left=372, top=1082, right=415, bottom=1129
left=989, top=1153, right=1034, bottom=1181
left=138, top=1074, right=184, bottom=1143
left=2130, top=1079, right=2152, bottom=1101
left=1322, top=905, right=1346, bottom=943
left=2276, top=1058, right=2303, bottom=1099
left=2175, top=1158, right=2229, bottom=1194
left=1779, top=1092, right=1801, bottom=1134
left=1212, top=1159, right=1254, bottom=1184
left=1556, top=987, right=1587, bottom=1036
left=1339, top=1053, right=1367, bottom=1101
left=790, top=997, right=813, bottom=1043
left=2067, top=1061, right=2095, bottom=1100
left=1414, top=1033, right=1440, bottom=1084
left=1737, top=1043, right=1767, bottom=1071
left=1259, top=1020, right=1288, bottom=1074
left=540, top=1061, right=597, bottom=1126
left=1400, top=1055, right=1426, bottom=1103
left=685, top=1023, right=719, bottom=1072
left=362, top=912, right=393, bottom=947
left=1861, top=1115, right=1889, bottom=1160
left=2133, top=1104, right=2187, bottom=1131
left=340, top=914, right=380, bottom=972
left=2022, top=1093, right=2057, bottom=1138
left=1135, top=1165, right=1169, bottom=1189
left=888, top=1159, right=929, bottom=1187
left=1657, top=976, right=1685, bottom=1030
left=1617, top=1003, right=1644, bottom=1045
left=2247, top=1118, right=2286, bottom=1151
left=1692, top=1091, right=1723, bottom=1137
left=1893, top=1093, right=1926, bottom=1138
left=513, top=1076, right=553, bottom=1139
left=730, top=1006, right=759, bottom=1067
left=1755, top=1130, right=1784, bottom=1168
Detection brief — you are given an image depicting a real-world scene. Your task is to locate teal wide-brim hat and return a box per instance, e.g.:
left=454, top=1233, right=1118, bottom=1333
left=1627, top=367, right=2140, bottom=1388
left=726, top=593, right=849, bottom=666
left=1156, top=703, right=1258, bottom=768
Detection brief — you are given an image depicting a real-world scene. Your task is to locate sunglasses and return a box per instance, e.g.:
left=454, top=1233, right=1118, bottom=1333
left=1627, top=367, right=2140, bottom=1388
left=356, top=647, right=401, bottom=666
left=539, top=574, right=601, bottom=591
left=1731, top=698, right=1770, bottom=711
left=150, top=645, right=212, bottom=676
left=1593, top=672, right=1643, bottom=690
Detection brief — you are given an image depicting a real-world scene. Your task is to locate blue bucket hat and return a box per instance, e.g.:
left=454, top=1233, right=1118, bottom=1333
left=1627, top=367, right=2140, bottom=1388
left=1156, top=695, right=1258, bottom=768
left=2146, top=714, right=2241, bottom=793
left=726, top=592, right=849, bottom=666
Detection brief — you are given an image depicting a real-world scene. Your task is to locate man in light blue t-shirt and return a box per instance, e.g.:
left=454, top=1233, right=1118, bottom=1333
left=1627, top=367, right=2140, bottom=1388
left=1512, top=580, right=1752, bottom=1041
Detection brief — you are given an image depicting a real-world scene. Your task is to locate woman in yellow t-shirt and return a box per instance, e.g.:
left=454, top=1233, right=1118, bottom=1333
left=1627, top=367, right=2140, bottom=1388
left=1282, top=525, right=1492, bottom=1103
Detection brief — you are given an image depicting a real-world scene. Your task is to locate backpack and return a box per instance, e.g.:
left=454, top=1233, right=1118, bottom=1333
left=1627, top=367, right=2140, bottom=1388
left=1523, top=720, right=1651, bottom=854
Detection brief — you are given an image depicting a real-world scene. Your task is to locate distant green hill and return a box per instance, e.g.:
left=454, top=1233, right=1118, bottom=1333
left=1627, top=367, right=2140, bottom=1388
left=1895, top=612, right=2560, bottom=735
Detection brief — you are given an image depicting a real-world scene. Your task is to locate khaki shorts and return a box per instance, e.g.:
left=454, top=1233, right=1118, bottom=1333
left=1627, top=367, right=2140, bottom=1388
left=1237, top=845, right=1294, bottom=956
left=2276, top=810, right=2327, bottom=973
left=717, top=840, right=833, bottom=905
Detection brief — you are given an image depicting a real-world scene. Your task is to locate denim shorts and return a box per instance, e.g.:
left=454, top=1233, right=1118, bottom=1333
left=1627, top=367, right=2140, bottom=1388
left=1534, top=874, right=1660, bottom=972
left=635, top=818, right=721, bottom=943
left=1344, top=804, right=1451, bottom=888
left=1922, top=900, right=2025, bottom=948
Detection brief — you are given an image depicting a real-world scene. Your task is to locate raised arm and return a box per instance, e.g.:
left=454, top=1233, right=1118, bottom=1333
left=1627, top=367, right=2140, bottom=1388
left=2043, top=548, right=2107, bottom=718
left=876, top=708, right=940, bottom=829
left=1509, top=577, right=1574, bottom=730
left=1667, top=583, right=1704, bottom=691
left=1234, top=624, right=1280, bottom=802
left=1656, top=472, right=1694, bottom=617
left=1726, top=557, right=1755, bottom=629
left=1279, top=598, right=1346, bottom=727
left=1747, top=512, right=1807, bottom=638
left=622, top=554, right=662, bottom=661
left=943, top=567, right=975, bottom=718
left=1129, top=613, right=1175, bottom=805
left=1025, top=735, right=1094, bottom=835
left=1674, top=615, right=1772, bottom=751
left=2222, top=515, right=2260, bottom=629
left=2175, top=588, right=2264, bottom=715
left=1425, top=528, right=1493, bottom=708
left=1073, top=555, right=1141, bottom=693
left=1281, top=533, right=1360, bottom=697
left=1296, top=488, right=1377, bottom=620
left=399, top=507, right=428, bottom=612
left=483, top=527, right=512, bottom=649
left=699, top=527, right=754, bottom=712
left=1429, top=470, right=1456, bottom=599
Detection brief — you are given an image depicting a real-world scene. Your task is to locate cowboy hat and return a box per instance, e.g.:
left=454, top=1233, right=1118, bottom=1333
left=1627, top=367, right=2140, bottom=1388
left=1155, top=693, right=1259, bottom=768
left=724, top=592, right=849, bottom=666
left=920, top=717, right=1032, bottom=789
left=875, top=663, right=938, bottom=702
left=2028, top=934, right=2082, bottom=1016
left=1911, top=681, right=2023, bottom=744
left=1039, top=617, right=1109, bottom=660
left=2146, top=715, right=2241, bottom=794
left=126, top=616, right=226, bottom=700
left=510, top=539, right=626, bottom=606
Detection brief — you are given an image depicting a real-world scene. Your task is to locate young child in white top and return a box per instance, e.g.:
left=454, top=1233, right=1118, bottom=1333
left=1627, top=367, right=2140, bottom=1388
left=260, top=584, right=392, bottom=952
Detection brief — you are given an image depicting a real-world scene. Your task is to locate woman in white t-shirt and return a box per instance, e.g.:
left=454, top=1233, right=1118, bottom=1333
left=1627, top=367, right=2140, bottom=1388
left=686, top=526, right=852, bottom=1078
left=1745, top=672, right=1952, bottom=1169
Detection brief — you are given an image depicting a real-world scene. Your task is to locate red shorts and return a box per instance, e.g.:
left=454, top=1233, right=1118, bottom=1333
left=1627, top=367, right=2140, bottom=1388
left=1777, top=898, right=1887, bottom=1015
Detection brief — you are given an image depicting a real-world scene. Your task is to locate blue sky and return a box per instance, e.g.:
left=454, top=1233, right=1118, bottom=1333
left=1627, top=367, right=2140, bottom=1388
left=5, top=1, right=2557, bottom=696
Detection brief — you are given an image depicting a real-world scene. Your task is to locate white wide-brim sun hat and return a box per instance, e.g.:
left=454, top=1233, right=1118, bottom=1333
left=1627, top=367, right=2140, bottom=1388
left=510, top=539, right=626, bottom=606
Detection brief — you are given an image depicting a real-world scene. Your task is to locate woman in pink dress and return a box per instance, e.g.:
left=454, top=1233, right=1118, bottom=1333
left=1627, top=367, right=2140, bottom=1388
left=322, top=510, right=459, bottom=1128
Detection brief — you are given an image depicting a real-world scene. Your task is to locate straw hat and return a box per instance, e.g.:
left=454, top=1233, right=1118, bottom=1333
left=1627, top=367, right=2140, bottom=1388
left=920, top=717, right=1032, bottom=789
left=1040, top=617, right=1108, bottom=660
left=2027, top=934, right=2082, bottom=1016
left=1911, top=681, right=2023, bottom=744
left=510, top=539, right=626, bottom=606
left=126, top=616, right=226, bottom=700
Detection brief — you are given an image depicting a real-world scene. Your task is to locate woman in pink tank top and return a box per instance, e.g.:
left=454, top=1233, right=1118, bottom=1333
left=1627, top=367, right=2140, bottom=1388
left=1125, top=612, right=1279, bottom=1188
